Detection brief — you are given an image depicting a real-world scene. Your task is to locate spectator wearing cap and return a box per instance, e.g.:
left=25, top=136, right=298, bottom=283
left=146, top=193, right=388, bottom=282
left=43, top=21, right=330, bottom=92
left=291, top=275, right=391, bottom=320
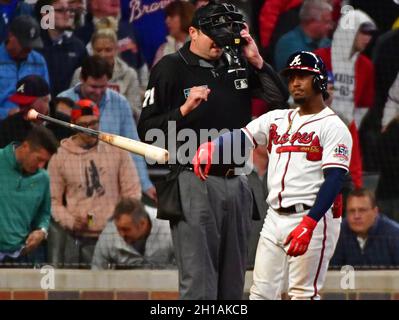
left=0, top=125, right=58, bottom=267
left=58, top=55, right=157, bottom=202
left=0, top=15, right=50, bottom=120
left=34, top=0, right=87, bottom=98
left=315, top=10, right=377, bottom=189
left=92, top=198, right=175, bottom=270
left=0, top=75, right=50, bottom=148
left=47, top=99, right=142, bottom=267
left=331, top=188, right=399, bottom=268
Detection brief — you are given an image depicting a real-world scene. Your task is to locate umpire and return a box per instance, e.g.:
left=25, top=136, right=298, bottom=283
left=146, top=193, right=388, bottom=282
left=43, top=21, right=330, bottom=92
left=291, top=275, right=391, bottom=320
left=138, top=1, right=288, bottom=300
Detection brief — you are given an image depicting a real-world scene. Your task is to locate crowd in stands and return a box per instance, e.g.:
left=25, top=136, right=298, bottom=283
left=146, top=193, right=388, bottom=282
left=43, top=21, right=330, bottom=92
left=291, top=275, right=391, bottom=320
left=0, top=0, right=399, bottom=270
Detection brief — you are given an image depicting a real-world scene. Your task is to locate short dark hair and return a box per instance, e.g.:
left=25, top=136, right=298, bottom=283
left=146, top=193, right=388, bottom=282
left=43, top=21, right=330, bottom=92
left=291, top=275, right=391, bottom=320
left=347, top=188, right=377, bottom=208
left=165, top=0, right=195, bottom=33
left=80, top=55, right=112, bottom=81
left=113, top=198, right=148, bottom=224
left=50, top=96, right=75, bottom=115
left=25, top=124, right=59, bottom=155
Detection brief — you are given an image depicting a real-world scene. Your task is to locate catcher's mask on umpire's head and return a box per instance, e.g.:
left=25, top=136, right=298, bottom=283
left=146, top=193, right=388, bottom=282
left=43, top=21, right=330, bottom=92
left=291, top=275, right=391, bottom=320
left=192, top=1, right=245, bottom=48
left=281, top=51, right=330, bottom=100
left=192, top=1, right=246, bottom=75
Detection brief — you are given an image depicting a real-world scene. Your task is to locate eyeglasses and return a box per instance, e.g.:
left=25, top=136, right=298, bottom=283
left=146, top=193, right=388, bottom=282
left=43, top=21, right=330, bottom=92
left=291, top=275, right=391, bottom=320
left=54, top=8, right=75, bottom=14
left=76, top=120, right=99, bottom=128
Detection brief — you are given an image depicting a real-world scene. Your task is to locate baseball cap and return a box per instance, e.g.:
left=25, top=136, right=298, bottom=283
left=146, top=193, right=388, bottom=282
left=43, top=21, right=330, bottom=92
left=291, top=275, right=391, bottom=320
left=9, top=15, right=43, bottom=49
left=71, top=99, right=100, bottom=122
left=9, top=75, right=50, bottom=106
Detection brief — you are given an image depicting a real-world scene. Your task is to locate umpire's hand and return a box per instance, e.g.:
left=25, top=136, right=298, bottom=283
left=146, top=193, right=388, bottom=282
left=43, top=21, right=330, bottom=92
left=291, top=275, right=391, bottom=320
left=180, top=86, right=211, bottom=116
left=240, top=24, right=264, bottom=70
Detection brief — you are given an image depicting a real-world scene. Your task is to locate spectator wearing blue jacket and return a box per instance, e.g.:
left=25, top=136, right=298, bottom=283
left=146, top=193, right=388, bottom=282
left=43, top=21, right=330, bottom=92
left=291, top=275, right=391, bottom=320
left=331, top=188, right=399, bottom=268
left=0, top=15, right=49, bottom=120
left=58, top=56, right=156, bottom=201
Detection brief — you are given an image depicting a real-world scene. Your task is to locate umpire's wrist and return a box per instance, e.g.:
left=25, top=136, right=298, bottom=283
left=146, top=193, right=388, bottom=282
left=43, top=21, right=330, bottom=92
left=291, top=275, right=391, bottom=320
left=248, top=56, right=264, bottom=70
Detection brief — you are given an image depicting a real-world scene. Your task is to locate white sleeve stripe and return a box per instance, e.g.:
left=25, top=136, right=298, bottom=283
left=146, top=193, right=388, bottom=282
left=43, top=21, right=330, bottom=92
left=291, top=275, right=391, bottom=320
left=242, top=127, right=257, bottom=148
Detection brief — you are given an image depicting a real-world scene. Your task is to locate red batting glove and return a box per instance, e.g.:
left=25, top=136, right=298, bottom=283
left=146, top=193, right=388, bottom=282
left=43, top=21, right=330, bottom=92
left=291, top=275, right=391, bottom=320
left=192, top=141, right=215, bottom=181
left=284, top=215, right=318, bottom=257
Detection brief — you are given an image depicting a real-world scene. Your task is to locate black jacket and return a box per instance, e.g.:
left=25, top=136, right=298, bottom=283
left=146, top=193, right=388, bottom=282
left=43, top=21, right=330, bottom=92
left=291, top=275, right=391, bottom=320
left=36, top=31, right=87, bottom=98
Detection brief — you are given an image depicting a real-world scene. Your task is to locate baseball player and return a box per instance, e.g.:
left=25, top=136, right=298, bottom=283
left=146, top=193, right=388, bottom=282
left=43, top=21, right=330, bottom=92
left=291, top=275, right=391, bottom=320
left=193, top=51, right=352, bottom=299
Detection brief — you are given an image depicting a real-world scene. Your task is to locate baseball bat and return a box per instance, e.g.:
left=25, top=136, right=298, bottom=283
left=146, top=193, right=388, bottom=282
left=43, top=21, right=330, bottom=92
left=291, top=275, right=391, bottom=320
left=27, top=109, right=169, bottom=163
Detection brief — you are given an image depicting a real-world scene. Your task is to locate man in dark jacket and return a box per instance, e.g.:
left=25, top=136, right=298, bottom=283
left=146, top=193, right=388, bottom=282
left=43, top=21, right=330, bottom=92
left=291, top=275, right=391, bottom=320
left=331, top=188, right=399, bottom=268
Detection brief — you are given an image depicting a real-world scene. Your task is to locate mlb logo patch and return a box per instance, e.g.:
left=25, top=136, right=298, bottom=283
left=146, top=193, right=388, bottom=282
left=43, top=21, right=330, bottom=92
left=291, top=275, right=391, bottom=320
left=183, top=85, right=208, bottom=98
left=334, top=144, right=349, bottom=161
left=234, top=79, right=248, bottom=90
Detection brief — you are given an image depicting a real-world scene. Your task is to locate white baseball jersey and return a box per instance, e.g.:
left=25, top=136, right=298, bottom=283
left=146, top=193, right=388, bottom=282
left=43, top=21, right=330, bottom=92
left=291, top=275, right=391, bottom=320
left=244, top=106, right=352, bottom=210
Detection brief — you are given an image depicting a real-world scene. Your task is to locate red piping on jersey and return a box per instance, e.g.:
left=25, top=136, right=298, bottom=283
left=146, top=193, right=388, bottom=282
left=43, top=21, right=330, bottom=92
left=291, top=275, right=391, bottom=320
left=311, top=215, right=327, bottom=300
left=242, top=127, right=258, bottom=148
left=277, top=111, right=294, bottom=207
left=277, top=148, right=292, bottom=207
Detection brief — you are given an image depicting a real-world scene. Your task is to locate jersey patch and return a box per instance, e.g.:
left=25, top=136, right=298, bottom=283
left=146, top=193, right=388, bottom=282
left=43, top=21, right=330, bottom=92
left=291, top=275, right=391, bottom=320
left=183, top=85, right=208, bottom=98
left=333, top=144, right=349, bottom=161
left=234, top=78, right=248, bottom=90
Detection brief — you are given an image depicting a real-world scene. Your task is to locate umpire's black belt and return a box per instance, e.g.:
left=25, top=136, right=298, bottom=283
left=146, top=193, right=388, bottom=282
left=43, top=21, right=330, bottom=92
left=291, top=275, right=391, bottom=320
left=276, top=204, right=312, bottom=214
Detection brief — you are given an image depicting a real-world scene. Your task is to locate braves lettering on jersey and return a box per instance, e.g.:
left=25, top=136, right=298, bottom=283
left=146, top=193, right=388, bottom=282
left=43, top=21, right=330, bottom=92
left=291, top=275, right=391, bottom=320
left=244, top=107, right=352, bottom=211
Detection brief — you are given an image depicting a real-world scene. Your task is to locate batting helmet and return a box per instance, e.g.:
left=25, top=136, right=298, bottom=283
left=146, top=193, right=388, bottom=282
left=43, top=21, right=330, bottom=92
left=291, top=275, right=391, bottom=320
left=281, top=51, right=329, bottom=100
